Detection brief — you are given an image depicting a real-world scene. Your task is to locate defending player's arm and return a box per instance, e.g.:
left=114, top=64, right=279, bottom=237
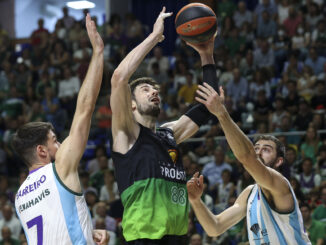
left=195, top=83, right=291, bottom=198
left=162, top=37, right=218, bottom=144
left=187, top=173, right=251, bottom=236
left=111, top=7, right=172, bottom=154
left=55, top=14, right=104, bottom=192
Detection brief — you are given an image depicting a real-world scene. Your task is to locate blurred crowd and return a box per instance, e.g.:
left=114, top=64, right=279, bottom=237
left=0, top=0, right=326, bottom=244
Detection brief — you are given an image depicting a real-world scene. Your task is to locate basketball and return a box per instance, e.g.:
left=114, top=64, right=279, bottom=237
left=175, top=3, right=217, bottom=44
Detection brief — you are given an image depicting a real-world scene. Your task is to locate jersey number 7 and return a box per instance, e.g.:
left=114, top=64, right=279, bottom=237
left=27, top=215, right=43, bottom=245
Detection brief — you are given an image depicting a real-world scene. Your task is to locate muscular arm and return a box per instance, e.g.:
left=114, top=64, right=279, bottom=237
left=188, top=173, right=252, bottom=237
left=111, top=8, right=172, bottom=154
left=162, top=39, right=217, bottom=144
left=55, top=14, right=104, bottom=192
left=196, top=84, right=293, bottom=211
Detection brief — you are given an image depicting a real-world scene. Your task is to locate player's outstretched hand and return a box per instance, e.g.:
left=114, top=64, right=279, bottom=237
left=195, top=83, right=225, bottom=116
left=187, top=172, right=204, bottom=202
left=152, top=7, right=173, bottom=42
left=86, top=13, right=104, bottom=54
left=92, top=229, right=110, bottom=245
left=185, top=31, right=217, bottom=55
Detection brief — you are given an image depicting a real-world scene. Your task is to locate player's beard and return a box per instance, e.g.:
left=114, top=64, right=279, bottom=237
left=137, top=102, right=160, bottom=118
left=259, top=156, right=278, bottom=169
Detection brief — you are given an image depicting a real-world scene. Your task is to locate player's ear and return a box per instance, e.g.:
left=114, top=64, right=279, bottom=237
left=36, top=145, right=48, bottom=158
left=274, top=157, right=284, bottom=169
left=131, top=100, right=137, bottom=111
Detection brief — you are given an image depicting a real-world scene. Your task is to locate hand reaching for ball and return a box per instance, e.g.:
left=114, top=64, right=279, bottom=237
left=153, top=7, right=173, bottom=42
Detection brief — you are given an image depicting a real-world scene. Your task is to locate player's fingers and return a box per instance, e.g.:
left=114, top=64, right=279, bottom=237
left=219, top=86, right=225, bottom=99
left=161, top=6, right=166, bottom=14
left=199, top=175, right=204, bottom=186
left=198, top=84, right=211, bottom=96
left=203, top=82, right=215, bottom=93
left=195, top=97, right=206, bottom=104
left=196, top=89, right=208, bottom=99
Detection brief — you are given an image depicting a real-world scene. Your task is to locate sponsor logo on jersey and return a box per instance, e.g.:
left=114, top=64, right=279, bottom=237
left=168, top=149, right=177, bottom=164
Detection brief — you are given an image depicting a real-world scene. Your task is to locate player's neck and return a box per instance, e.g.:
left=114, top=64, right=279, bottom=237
left=29, top=162, right=49, bottom=172
left=136, top=115, right=156, bottom=132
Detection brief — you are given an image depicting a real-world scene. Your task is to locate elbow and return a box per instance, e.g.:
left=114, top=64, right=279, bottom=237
left=236, top=149, right=257, bottom=166
left=111, top=69, right=127, bottom=87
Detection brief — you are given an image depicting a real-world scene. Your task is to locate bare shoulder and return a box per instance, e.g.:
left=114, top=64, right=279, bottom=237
left=236, top=185, right=255, bottom=205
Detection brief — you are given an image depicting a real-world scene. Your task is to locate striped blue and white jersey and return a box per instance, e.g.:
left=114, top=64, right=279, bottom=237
left=15, top=163, right=94, bottom=245
left=247, top=183, right=311, bottom=245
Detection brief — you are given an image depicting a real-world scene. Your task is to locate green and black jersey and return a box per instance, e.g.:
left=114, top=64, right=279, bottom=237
left=112, top=125, right=189, bottom=241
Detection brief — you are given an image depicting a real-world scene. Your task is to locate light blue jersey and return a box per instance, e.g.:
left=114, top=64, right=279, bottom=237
left=247, top=183, right=311, bottom=245
left=15, top=163, right=94, bottom=245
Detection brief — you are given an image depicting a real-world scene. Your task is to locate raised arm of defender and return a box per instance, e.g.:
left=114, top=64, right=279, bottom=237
left=195, top=83, right=293, bottom=211
left=187, top=172, right=252, bottom=237
left=55, top=14, right=104, bottom=192
left=111, top=7, right=172, bottom=154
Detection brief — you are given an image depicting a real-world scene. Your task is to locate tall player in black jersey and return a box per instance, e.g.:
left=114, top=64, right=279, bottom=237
left=110, top=7, right=219, bottom=245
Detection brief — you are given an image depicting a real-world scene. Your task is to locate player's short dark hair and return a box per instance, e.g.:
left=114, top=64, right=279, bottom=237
left=12, top=122, right=54, bottom=167
left=253, top=135, right=285, bottom=158
left=129, top=77, right=159, bottom=97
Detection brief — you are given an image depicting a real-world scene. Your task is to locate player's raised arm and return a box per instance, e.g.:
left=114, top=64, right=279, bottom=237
left=187, top=172, right=251, bottom=236
left=162, top=35, right=218, bottom=144
left=55, top=14, right=104, bottom=190
left=195, top=83, right=293, bottom=206
left=111, top=7, right=172, bottom=153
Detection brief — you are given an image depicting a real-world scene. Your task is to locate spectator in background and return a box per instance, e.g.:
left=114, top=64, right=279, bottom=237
left=0, top=226, right=20, bottom=245
left=0, top=205, right=21, bottom=240
left=35, top=70, right=56, bottom=100
left=249, top=68, right=271, bottom=100
left=257, top=10, right=277, bottom=39
left=150, top=62, right=169, bottom=85
left=268, top=96, right=288, bottom=132
left=283, top=6, right=302, bottom=37
left=253, top=39, right=275, bottom=69
left=147, top=46, right=169, bottom=77
left=311, top=80, right=326, bottom=110
left=60, top=6, right=75, bottom=29
left=177, top=72, right=198, bottom=105
left=202, top=148, right=232, bottom=196
left=58, top=66, right=80, bottom=119
left=91, top=155, right=110, bottom=192
left=41, top=85, right=67, bottom=135
left=312, top=186, right=326, bottom=223
left=304, top=47, right=326, bottom=75
left=253, top=90, right=272, bottom=126
left=239, top=49, right=255, bottom=82
left=305, top=3, right=322, bottom=30
left=31, top=18, right=49, bottom=47
left=277, top=0, right=290, bottom=24
left=300, top=203, right=325, bottom=245
left=215, top=169, right=235, bottom=211
left=93, top=201, right=116, bottom=232
left=300, top=127, right=323, bottom=164
left=311, top=20, right=326, bottom=56
left=316, top=145, right=326, bottom=181
left=233, top=1, right=253, bottom=28
left=296, top=158, right=321, bottom=195
left=99, top=170, right=119, bottom=204
left=254, top=0, right=277, bottom=25
left=50, top=40, right=70, bottom=68
left=226, top=67, right=248, bottom=108
left=293, top=98, right=313, bottom=131
left=285, top=146, right=301, bottom=177
left=217, top=0, right=236, bottom=21
left=283, top=79, right=299, bottom=114
left=79, top=171, right=98, bottom=195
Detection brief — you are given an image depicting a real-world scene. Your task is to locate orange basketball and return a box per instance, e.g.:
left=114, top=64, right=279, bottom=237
left=175, top=3, right=217, bottom=44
